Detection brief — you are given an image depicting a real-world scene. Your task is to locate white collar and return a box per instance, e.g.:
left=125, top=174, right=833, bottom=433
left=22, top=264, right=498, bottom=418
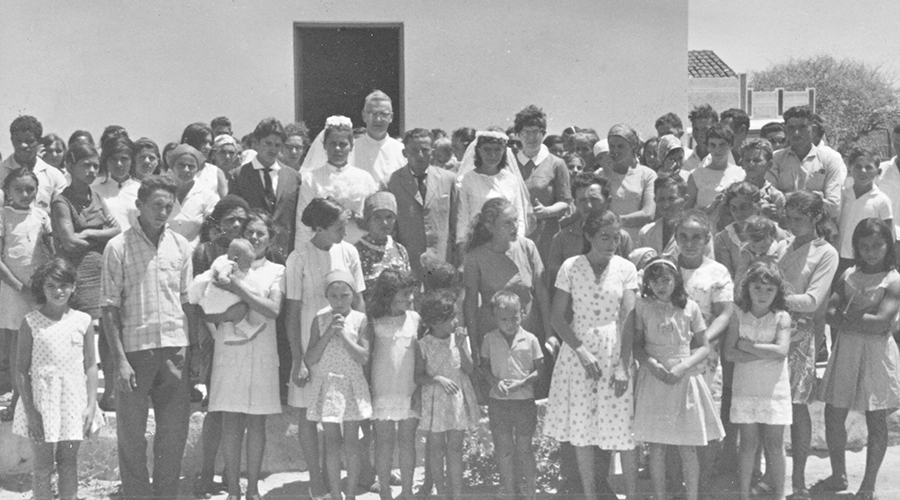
left=516, top=144, right=550, bottom=166
left=252, top=157, right=280, bottom=172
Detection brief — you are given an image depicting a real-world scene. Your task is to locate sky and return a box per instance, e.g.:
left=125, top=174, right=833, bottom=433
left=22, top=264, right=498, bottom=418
left=689, top=0, right=900, bottom=85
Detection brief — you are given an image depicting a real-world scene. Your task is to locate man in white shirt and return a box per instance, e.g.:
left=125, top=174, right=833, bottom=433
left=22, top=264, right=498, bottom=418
left=0, top=115, right=68, bottom=210
left=765, top=106, right=846, bottom=219
left=300, top=90, right=405, bottom=187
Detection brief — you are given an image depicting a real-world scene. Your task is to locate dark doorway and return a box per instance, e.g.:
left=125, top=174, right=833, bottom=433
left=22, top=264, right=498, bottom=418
left=294, top=24, right=403, bottom=139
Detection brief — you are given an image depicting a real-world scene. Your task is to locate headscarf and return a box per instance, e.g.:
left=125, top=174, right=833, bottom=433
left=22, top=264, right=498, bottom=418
left=165, top=144, right=205, bottom=171
left=657, top=134, right=683, bottom=160
left=608, top=124, right=641, bottom=152
left=213, top=134, right=238, bottom=150
left=363, top=191, right=397, bottom=223
left=325, top=269, right=357, bottom=294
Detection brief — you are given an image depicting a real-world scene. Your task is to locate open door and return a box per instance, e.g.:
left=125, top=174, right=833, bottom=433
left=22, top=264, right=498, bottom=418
left=294, top=23, right=403, bottom=138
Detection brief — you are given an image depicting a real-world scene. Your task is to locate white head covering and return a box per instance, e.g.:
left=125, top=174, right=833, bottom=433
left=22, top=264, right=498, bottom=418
left=457, top=132, right=535, bottom=237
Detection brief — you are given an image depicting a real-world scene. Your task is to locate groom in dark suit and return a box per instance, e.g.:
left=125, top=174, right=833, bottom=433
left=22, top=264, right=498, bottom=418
left=228, top=118, right=301, bottom=399
left=387, top=128, right=459, bottom=279
left=229, top=117, right=301, bottom=265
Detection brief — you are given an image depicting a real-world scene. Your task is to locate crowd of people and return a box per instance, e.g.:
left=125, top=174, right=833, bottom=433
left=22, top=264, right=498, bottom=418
left=1, top=88, right=899, bottom=500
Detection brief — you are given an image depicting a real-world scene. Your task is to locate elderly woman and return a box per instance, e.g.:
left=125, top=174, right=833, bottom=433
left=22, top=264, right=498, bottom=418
left=456, top=131, right=533, bottom=256
left=513, top=105, right=572, bottom=263
left=182, top=122, right=229, bottom=197
left=166, top=144, right=220, bottom=248
left=599, top=124, right=657, bottom=241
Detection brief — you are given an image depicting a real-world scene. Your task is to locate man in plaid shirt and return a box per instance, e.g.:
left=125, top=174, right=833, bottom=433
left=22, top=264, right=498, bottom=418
left=101, top=175, right=196, bottom=500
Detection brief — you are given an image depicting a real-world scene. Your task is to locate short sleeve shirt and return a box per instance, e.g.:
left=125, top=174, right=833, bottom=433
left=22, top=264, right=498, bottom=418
left=480, top=328, right=543, bottom=400
left=680, top=257, right=734, bottom=322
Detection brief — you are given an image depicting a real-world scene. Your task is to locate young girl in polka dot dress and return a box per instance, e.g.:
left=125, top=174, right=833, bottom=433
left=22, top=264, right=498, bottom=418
left=13, top=258, right=100, bottom=500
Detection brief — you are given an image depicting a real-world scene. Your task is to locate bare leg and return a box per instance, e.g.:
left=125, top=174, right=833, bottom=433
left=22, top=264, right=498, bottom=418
left=55, top=440, right=81, bottom=500
left=446, top=430, right=465, bottom=499
left=375, top=420, right=396, bottom=498
left=859, top=410, right=889, bottom=496
left=3, top=331, right=18, bottom=416
left=221, top=412, right=246, bottom=496
left=344, top=421, right=362, bottom=500
left=823, top=404, right=849, bottom=484
left=323, top=423, right=345, bottom=500
left=245, top=415, right=267, bottom=496
left=574, top=445, right=596, bottom=497
left=198, top=411, right=224, bottom=491
left=760, top=424, right=786, bottom=500
left=678, top=445, right=699, bottom=500
left=790, top=403, right=811, bottom=493
left=620, top=449, right=638, bottom=499
left=298, top=409, right=327, bottom=497
left=428, top=431, right=447, bottom=495
left=30, top=441, right=55, bottom=500
left=738, top=424, right=760, bottom=500
left=397, top=418, right=419, bottom=498
left=649, top=444, right=667, bottom=500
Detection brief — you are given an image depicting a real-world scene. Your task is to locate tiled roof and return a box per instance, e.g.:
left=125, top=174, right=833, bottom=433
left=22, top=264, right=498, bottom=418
left=688, top=50, right=737, bottom=78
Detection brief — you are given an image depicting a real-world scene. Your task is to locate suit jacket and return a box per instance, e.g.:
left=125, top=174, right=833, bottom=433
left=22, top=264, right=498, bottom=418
left=229, top=162, right=301, bottom=264
left=387, top=165, right=458, bottom=278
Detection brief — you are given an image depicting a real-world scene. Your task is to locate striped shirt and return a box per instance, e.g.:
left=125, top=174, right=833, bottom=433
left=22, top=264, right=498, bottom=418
left=100, top=222, right=193, bottom=352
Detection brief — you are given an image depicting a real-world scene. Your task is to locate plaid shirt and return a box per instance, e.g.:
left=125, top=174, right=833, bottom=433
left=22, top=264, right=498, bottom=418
left=100, top=222, right=193, bottom=352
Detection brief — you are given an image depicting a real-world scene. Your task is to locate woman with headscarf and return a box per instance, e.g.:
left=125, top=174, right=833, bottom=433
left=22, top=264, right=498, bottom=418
left=598, top=124, right=657, bottom=241
left=657, top=134, right=688, bottom=181
left=166, top=144, right=220, bottom=248
left=210, top=134, right=243, bottom=184
left=456, top=130, right=534, bottom=257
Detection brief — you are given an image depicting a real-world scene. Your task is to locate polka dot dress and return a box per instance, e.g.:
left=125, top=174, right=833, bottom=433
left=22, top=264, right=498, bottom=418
left=544, top=255, right=637, bottom=449
left=13, top=309, right=92, bottom=442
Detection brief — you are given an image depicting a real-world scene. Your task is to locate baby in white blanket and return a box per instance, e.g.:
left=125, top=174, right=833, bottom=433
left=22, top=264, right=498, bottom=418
left=188, top=238, right=265, bottom=345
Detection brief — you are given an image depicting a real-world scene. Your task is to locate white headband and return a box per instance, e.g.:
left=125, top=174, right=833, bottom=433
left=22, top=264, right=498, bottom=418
left=325, top=115, right=353, bottom=129
left=476, top=130, right=509, bottom=142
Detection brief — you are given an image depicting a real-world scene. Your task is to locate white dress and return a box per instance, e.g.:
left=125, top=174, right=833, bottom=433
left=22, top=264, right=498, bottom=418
left=681, top=257, right=734, bottom=387
left=730, top=310, right=792, bottom=425
left=370, top=311, right=420, bottom=420
left=208, top=258, right=285, bottom=415
left=13, top=310, right=93, bottom=442
left=544, top=255, right=637, bottom=449
left=285, top=240, right=365, bottom=408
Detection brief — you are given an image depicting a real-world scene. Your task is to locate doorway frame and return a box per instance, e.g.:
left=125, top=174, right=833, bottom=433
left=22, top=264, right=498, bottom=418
left=293, top=22, right=405, bottom=133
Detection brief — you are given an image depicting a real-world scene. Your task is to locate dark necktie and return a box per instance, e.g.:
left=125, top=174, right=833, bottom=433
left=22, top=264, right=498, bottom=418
left=413, top=173, right=427, bottom=202
left=262, top=166, right=275, bottom=209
